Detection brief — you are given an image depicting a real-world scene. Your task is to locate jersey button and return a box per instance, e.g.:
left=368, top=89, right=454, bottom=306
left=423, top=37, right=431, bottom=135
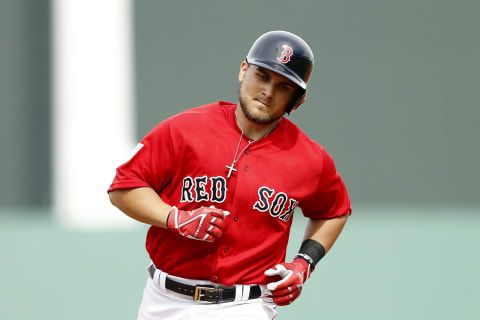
left=213, top=275, right=218, bottom=281
left=245, top=149, right=250, bottom=155
left=234, top=216, right=239, bottom=222
left=223, top=246, right=228, bottom=253
left=244, top=166, right=248, bottom=171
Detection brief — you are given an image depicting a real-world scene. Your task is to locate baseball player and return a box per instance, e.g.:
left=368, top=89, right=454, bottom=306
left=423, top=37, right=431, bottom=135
left=109, top=30, right=351, bottom=319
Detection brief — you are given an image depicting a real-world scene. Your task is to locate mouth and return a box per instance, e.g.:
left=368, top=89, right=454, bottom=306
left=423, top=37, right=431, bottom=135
left=255, top=99, right=270, bottom=108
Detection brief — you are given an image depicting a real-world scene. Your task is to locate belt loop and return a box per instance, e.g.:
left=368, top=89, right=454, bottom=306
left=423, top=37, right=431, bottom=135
left=158, top=271, right=168, bottom=294
left=241, top=285, right=250, bottom=301
left=149, top=263, right=169, bottom=294
left=234, top=285, right=242, bottom=302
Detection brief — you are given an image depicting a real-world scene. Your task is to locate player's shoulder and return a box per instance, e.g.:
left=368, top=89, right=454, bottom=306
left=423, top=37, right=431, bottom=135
left=145, top=101, right=234, bottom=140
left=281, top=118, right=335, bottom=167
left=282, top=118, right=326, bottom=151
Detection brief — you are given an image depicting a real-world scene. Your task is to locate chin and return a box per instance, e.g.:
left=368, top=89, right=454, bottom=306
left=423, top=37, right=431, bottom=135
left=238, top=92, right=281, bottom=125
left=246, top=109, right=279, bottom=125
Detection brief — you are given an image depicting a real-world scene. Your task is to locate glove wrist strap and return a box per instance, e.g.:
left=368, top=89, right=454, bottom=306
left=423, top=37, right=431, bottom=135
left=166, top=206, right=178, bottom=230
left=294, top=253, right=314, bottom=266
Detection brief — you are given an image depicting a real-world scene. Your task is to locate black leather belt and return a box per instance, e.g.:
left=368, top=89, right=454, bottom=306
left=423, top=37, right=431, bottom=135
left=148, top=264, right=262, bottom=304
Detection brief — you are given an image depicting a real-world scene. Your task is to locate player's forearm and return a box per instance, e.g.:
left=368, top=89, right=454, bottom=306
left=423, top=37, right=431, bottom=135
left=303, top=215, right=348, bottom=254
left=109, top=187, right=171, bottom=228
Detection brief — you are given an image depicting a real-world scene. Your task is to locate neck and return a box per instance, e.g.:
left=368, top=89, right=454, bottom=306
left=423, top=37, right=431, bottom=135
left=235, top=106, right=281, bottom=141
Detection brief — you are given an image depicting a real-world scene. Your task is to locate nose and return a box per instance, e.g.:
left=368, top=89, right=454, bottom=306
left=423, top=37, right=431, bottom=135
left=262, top=82, right=274, bottom=99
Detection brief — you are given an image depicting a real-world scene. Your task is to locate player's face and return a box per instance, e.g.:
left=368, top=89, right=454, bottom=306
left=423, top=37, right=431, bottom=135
left=238, top=62, right=298, bottom=125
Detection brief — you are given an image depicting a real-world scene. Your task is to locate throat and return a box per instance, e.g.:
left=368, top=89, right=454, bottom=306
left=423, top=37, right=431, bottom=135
left=240, top=120, right=280, bottom=141
left=235, top=105, right=281, bottom=140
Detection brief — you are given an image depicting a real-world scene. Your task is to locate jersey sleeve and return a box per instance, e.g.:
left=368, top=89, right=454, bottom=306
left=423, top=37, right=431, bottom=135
left=300, top=149, right=352, bottom=219
left=108, top=119, right=175, bottom=193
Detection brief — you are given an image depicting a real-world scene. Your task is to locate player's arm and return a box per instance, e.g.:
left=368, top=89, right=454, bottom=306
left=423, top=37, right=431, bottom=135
left=264, top=215, right=348, bottom=305
left=109, top=187, right=229, bottom=242
left=109, top=187, right=171, bottom=228
left=303, top=214, right=349, bottom=254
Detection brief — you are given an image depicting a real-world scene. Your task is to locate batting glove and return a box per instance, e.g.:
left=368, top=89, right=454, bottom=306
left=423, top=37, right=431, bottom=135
left=264, top=258, right=311, bottom=306
left=166, top=205, right=230, bottom=242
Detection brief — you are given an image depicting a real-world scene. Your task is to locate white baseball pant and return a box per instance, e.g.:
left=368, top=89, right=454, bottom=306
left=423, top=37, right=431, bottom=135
left=137, top=265, right=278, bottom=320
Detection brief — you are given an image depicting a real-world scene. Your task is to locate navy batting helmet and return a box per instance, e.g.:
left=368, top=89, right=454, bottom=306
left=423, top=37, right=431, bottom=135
left=246, top=30, right=314, bottom=113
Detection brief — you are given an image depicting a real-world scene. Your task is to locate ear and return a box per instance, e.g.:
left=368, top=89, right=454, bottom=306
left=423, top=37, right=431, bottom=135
left=238, top=61, right=248, bottom=82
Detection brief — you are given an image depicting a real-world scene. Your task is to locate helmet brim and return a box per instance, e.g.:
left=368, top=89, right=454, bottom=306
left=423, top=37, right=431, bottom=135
left=246, top=59, right=307, bottom=90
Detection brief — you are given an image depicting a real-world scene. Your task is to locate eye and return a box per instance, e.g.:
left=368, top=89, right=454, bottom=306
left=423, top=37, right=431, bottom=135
left=280, top=84, right=294, bottom=92
left=256, top=72, right=267, bottom=81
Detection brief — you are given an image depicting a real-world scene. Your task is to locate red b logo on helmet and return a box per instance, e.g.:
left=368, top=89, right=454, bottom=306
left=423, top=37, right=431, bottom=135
left=277, top=45, right=293, bottom=64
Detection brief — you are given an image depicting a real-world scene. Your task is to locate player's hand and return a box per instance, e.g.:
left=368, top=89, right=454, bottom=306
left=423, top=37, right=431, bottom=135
left=264, top=258, right=311, bottom=306
left=166, top=205, right=230, bottom=242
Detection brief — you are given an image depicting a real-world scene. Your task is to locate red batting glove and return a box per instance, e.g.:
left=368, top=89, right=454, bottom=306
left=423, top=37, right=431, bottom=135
left=264, top=258, right=311, bottom=306
left=166, top=206, right=230, bottom=242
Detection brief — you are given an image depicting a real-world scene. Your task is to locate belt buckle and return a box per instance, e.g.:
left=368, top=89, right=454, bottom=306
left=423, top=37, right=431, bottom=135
left=194, top=286, right=217, bottom=304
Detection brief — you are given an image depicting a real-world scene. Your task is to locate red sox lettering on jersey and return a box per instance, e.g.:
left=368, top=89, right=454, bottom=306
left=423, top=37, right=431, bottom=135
left=180, top=176, right=298, bottom=222
left=253, top=186, right=297, bottom=222
left=180, top=176, right=227, bottom=203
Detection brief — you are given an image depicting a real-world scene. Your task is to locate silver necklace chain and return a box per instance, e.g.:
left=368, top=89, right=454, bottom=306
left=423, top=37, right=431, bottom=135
left=226, top=127, right=252, bottom=178
left=226, top=110, right=278, bottom=178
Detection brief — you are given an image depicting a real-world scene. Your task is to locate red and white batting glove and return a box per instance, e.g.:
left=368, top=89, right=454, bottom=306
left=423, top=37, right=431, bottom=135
left=166, top=205, right=230, bottom=242
left=264, top=258, right=311, bottom=306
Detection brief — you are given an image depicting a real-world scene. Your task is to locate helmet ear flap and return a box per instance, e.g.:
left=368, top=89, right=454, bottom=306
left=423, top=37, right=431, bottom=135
left=286, top=89, right=306, bottom=115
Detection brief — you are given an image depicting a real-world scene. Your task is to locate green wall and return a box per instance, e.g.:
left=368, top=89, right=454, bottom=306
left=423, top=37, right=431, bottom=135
left=134, top=0, right=480, bottom=206
left=0, top=0, right=479, bottom=207
left=0, top=0, right=51, bottom=206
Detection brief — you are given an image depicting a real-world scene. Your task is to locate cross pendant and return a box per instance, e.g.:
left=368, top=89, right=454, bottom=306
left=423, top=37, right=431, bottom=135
left=226, top=163, right=237, bottom=178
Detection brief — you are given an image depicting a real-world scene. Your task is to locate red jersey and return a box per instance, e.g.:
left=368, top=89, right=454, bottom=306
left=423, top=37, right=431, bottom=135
left=108, top=101, right=351, bottom=286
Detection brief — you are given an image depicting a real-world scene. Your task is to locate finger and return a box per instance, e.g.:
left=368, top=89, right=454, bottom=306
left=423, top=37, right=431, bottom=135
left=269, top=286, right=300, bottom=297
left=208, top=209, right=227, bottom=219
left=265, top=269, right=293, bottom=290
left=266, top=276, right=291, bottom=291
left=267, top=277, right=296, bottom=291
left=198, top=206, right=223, bottom=218
left=190, top=234, right=214, bottom=242
left=264, top=264, right=286, bottom=276
left=272, top=294, right=295, bottom=306
left=209, top=217, right=224, bottom=230
left=206, top=225, right=223, bottom=239
left=206, top=206, right=230, bottom=220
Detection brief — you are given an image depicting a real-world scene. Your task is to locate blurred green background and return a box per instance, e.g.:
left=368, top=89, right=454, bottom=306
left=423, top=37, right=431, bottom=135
left=1, top=0, right=479, bottom=319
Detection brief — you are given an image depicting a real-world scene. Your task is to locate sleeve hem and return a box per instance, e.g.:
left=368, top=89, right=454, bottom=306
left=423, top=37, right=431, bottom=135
left=107, top=181, right=153, bottom=193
